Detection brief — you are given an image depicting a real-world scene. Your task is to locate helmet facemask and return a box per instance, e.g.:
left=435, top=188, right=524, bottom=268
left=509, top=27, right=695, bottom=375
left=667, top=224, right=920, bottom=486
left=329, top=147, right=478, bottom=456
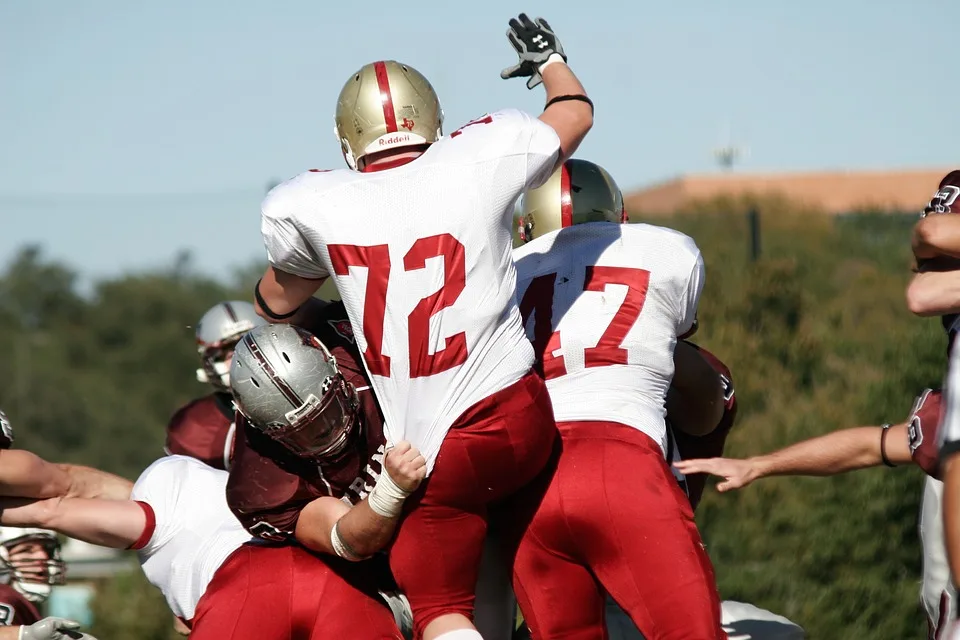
left=231, top=326, right=363, bottom=461
left=196, top=340, right=240, bottom=393
left=0, top=532, right=66, bottom=604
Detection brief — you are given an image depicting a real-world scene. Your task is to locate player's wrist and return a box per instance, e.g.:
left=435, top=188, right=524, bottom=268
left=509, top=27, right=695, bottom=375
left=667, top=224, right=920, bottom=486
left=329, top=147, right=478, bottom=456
left=537, top=53, right=567, bottom=74
left=367, top=468, right=412, bottom=518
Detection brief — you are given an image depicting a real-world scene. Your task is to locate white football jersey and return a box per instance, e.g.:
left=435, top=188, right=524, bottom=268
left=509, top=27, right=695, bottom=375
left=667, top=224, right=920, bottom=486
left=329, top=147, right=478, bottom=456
left=262, top=109, right=560, bottom=470
left=513, top=223, right=704, bottom=454
left=131, top=455, right=253, bottom=621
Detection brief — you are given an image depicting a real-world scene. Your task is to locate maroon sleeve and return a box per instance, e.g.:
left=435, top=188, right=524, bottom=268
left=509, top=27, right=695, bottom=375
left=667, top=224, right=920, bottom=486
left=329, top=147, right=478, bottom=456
left=226, top=417, right=327, bottom=542
left=909, top=388, right=943, bottom=478
left=165, top=394, right=235, bottom=470
left=0, top=585, right=40, bottom=625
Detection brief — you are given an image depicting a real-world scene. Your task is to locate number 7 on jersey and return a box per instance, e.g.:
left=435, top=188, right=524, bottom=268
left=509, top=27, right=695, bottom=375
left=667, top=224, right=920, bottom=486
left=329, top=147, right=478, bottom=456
left=519, top=266, right=651, bottom=379
left=328, top=234, right=469, bottom=379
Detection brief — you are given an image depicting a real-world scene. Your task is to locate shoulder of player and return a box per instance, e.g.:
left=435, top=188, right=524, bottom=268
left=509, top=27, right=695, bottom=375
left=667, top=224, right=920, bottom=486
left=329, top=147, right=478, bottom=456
left=438, top=109, right=541, bottom=153
left=261, top=170, right=356, bottom=219
left=166, top=394, right=224, bottom=430
left=624, top=223, right=700, bottom=256
left=133, top=454, right=212, bottom=499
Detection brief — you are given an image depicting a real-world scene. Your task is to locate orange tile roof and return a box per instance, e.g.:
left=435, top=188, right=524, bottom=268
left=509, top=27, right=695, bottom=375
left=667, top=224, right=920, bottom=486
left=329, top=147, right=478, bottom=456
left=625, top=167, right=954, bottom=215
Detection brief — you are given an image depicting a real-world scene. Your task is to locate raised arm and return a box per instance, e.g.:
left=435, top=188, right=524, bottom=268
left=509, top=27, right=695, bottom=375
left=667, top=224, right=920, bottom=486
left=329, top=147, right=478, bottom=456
left=674, top=423, right=911, bottom=492
left=295, top=441, right=426, bottom=560
left=500, top=14, right=592, bottom=169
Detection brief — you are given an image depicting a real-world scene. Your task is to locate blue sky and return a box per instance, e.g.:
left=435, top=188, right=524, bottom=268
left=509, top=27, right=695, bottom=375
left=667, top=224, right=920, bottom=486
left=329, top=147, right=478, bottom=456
left=2, top=0, right=957, bottom=284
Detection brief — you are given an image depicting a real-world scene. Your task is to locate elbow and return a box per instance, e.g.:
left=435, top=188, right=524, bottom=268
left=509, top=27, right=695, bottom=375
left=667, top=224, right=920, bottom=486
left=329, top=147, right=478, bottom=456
left=906, top=279, right=943, bottom=317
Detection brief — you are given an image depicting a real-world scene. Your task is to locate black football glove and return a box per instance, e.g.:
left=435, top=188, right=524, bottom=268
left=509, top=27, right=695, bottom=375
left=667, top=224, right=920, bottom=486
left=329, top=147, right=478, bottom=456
left=500, top=13, right=566, bottom=90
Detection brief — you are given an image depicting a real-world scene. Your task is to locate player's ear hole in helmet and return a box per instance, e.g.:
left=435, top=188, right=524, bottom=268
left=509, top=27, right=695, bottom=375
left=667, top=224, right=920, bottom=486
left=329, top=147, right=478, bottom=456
left=334, top=60, right=443, bottom=171
left=0, top=529, right=66, bottom=604
left=514, top=158, right=627, bottom=247
left=230, top=325, right=361, bottom=460
left=195, top=301, right=268, bottom=394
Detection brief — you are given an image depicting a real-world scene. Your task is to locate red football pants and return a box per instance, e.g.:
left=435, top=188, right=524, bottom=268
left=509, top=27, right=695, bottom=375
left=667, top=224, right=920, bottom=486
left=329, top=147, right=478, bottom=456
left=389, top=370, right=558, bottom=639
left=513, top=421, right=725, bottom=640
left=189, top=543, right=402, bottom=640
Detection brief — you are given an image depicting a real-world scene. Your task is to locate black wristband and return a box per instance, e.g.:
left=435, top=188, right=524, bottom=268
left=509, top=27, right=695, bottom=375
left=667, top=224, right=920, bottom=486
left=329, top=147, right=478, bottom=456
left=880, top=423, right=896, bottom=468
left=254, top=279, right=300, bottom=320
left=544, top=94, right=594, bottom=114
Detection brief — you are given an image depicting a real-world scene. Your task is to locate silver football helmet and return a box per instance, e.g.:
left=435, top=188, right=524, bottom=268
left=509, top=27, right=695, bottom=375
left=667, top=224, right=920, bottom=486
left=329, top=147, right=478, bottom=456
left=195, top=301, right=268, bottom=393
left=0, top=528, right=66, bottom=603
left=230, top=325, right=360, bottom=459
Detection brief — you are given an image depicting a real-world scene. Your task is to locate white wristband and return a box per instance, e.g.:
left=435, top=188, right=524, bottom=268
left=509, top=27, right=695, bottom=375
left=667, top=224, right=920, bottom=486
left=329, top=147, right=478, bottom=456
left=367, top=468, right=411, bottom=518
left=537, top=53, right=566, bottom=74
left=330, top=520, right=366, bottom=561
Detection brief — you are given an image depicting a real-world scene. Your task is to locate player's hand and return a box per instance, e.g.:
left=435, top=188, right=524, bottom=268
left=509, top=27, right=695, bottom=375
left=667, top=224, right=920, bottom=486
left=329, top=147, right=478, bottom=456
left=383, top=441, right=427, bottom=493
left=19, top=617, right=98, bottom=640
left=673, top=457, right=758, bottom=492
left=500, top=13, right=566, bottom=90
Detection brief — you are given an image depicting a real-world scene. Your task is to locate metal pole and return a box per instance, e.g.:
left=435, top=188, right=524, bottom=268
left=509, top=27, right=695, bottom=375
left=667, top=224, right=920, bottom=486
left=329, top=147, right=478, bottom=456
left=748, top=208, right=761, bottom=261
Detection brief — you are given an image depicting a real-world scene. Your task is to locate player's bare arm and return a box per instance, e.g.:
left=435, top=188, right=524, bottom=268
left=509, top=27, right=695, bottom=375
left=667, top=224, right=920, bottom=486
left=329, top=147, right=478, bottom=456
left=500, top=14, right=592, bottom=169
left=674, top=423, right=911, bottom=492
left=295, top=441, right=426, bottom=560
left=0, top=496, right=145, bottom=549
left=253, top=266, right=327, bottom=324
left=667, top=341, right=725, bottom=436
left=913, top=214, right=960, bottom=261
left=906, top=268, right=960, bottom=316
left=0, top=451, right=132, bottom=502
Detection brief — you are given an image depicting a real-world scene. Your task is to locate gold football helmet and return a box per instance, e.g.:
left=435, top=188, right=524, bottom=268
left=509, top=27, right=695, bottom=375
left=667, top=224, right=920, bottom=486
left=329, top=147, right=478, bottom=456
left=334, top=60, right=444, bottom=170
left=514, top=159, right=628, bottom=247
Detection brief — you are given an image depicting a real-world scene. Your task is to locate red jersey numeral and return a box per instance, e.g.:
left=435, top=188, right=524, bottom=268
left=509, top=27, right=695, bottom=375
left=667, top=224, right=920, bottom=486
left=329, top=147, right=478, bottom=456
left=519, top=267, right=651, bottom=380
left=328, top=244, right=392, bottom=377
left=450, top=114, right=494, bottom=138
left=404, top=234, right=468, bottom=377
left=328, top=234, right=469, bottom=380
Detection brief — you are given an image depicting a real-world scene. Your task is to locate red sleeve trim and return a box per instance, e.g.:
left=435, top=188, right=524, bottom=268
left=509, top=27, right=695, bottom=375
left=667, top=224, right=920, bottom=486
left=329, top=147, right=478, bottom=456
left=129, top=501, right=157, bottom=550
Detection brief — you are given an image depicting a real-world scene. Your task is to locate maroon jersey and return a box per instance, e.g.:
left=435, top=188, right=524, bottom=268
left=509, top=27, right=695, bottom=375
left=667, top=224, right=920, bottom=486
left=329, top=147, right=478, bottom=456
left=908, top=388, right=943, bottom=478
left=165, top=393, right=235, bottom=471
left=671, top=342, right=738, bottom=511
left=0, top=585, right=40, bottom=626
left=226, top=301, right=387, bottom=543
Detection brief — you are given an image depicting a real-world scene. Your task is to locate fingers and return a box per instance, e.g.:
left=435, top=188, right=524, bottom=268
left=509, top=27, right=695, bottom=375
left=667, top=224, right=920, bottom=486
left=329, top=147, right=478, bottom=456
left=673, top=459, right=715, bottom=474
left=508, top=17, right=524, bottom=33
left=537, top=17, right=554, bottom=32
left=390, top=440, right=412, bottom=456
left=526, top=74, right=543, bottom=90
left=506, top=31, right=524, bottom=53
left=518, top=13, right=537, bottom=30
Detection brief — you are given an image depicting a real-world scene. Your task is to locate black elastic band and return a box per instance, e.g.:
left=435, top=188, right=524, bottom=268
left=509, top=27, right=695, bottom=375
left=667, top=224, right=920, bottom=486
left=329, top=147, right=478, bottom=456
left=880, top=423, right=896, bottom=468
left=545, top=94, right=594, bottom=114
left=254, top=279, right=300, bottom=320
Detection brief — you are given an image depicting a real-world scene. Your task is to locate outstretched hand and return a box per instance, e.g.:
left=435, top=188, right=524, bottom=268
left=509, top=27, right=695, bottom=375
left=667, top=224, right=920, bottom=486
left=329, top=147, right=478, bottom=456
left=673, top=457, right=759, bottom=493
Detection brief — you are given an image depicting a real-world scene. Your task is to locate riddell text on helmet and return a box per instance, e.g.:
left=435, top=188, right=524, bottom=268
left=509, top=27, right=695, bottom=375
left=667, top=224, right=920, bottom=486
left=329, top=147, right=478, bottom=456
left=379, top=134, right=412, bottom=146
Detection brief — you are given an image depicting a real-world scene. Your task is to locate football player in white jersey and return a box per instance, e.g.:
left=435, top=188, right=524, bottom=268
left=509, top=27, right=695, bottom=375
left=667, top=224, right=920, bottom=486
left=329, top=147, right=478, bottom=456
left=0, top=455, right=406, bottom=640
left=511, top=159, right=725, bottom=639
left=252, top=14, right=591, bottom=640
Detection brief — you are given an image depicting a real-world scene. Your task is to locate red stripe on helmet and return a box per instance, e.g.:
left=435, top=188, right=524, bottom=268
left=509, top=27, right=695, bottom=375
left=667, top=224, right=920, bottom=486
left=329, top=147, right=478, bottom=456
left=560, top=161, right=574, bottom=228
left=373, top=61, right=399, bottom=133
